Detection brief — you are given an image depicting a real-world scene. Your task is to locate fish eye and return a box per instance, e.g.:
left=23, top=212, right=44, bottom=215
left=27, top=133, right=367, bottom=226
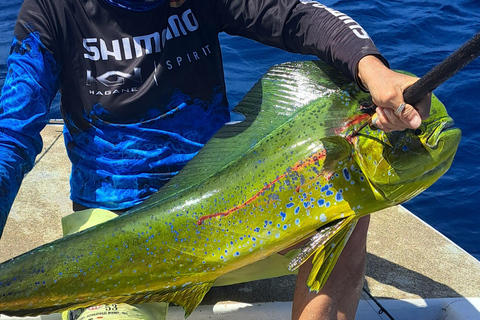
left=413, top=128, right=423, bottom=135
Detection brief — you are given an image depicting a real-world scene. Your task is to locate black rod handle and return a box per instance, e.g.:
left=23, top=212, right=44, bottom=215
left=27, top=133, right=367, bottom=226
left=404, top=31, right=480, bottom=105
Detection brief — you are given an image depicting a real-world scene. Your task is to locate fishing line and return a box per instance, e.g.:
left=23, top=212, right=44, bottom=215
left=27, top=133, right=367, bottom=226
left=34, top=131, right=63, bottom=165
left=362, top=287, right=396, bottom=320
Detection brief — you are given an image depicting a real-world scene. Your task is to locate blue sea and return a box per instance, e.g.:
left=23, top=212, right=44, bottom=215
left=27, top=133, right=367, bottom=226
left=0, top=0, right=479, bottom=260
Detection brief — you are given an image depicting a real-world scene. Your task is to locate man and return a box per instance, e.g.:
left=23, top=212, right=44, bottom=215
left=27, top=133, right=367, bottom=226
left=0, top=0, right=430, bottom=319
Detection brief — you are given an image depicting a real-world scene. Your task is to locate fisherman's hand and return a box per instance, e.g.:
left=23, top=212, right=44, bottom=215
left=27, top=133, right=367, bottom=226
left=357, top=55, right=431, bottom=132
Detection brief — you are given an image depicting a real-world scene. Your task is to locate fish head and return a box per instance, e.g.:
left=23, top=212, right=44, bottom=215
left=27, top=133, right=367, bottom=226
left=352, top=94, right=461, bottom=204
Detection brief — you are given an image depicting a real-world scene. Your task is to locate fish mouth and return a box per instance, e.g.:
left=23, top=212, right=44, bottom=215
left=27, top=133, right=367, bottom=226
left=426, top=120, right=455, bottom=148
left=377, top=124, right=461, bottom=203
left=357, top=118, right=461, bottom=204
left=383, top=119, right=460, bottom=172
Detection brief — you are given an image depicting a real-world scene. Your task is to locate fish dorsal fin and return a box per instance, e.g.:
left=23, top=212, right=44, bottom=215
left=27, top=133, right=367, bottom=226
left=288, top=216, right=358, bottom=292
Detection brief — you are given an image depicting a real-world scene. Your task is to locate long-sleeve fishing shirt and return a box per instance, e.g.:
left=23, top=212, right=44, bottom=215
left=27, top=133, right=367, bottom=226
left=0, top=0, right=386, bottom=236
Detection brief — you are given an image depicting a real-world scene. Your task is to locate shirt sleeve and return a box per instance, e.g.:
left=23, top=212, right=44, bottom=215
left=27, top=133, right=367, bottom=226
left=0, top=31, right=60, bottom=237
left=215, top=0, right=388, bottom=87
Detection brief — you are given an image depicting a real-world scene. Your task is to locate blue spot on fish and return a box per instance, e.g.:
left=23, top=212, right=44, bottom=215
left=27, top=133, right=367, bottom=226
left=343, top=168, right=351, bottom=181
left=336, top=190, right=343, bottom=201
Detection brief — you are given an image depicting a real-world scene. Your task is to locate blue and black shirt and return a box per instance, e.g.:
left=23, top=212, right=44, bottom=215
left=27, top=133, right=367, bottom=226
left=0, top=0, right=385, bottom=236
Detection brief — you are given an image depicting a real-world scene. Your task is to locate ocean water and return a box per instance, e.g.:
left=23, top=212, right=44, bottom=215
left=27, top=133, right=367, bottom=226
left=0, top=0, right=479, bottom=260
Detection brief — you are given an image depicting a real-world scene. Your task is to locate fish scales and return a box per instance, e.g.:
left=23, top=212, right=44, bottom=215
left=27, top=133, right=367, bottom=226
left=0, top=61, right=461, bottom=317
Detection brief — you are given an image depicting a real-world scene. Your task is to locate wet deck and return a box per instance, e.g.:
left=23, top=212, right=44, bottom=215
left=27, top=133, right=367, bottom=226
left=1, top=124, right=479, bottom=319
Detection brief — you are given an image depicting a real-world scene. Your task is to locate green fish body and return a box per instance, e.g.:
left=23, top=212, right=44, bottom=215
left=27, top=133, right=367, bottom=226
left=0, top=61, right=461, bottom=317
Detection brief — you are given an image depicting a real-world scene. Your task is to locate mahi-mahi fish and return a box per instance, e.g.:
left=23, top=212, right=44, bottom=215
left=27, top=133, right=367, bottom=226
left=0, top=61, right=461, bottom=317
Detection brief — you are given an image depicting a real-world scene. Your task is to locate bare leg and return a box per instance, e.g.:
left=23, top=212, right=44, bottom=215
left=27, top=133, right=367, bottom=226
left=292, top=215, right=370, bottom=320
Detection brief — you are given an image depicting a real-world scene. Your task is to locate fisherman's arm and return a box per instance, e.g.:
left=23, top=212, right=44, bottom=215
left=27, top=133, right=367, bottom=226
left=216, top=0, right=386, bottom=89
left=215, top=0, right=431, bottom=132
left=356, top=55, right=432, bottom=132
left=0, top=29, right=60, bottom=238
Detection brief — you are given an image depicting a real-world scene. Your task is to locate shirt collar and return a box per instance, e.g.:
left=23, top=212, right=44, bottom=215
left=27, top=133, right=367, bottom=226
left=103, top=0, right=165, bottom=11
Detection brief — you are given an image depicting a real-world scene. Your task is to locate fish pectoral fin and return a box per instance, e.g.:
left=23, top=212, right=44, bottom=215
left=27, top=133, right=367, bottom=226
left=320, top=136, right=353, bottom=175
left=288, top=216, right=358, bottom=293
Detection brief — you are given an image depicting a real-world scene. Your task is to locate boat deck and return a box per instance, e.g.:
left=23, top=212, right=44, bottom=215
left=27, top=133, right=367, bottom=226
left=1, top=125, right=479, bottom=319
